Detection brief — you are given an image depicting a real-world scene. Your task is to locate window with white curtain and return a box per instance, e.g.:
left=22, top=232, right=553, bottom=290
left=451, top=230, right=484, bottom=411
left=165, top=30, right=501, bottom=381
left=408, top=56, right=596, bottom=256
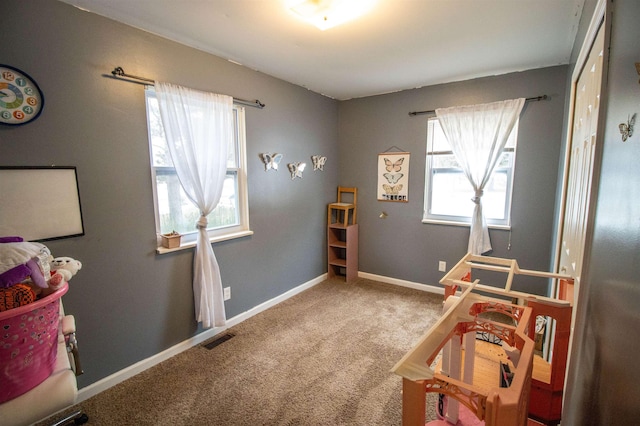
left=145, top=88, right=251, bottom=247
left=423, top=117, right=518, bottom=227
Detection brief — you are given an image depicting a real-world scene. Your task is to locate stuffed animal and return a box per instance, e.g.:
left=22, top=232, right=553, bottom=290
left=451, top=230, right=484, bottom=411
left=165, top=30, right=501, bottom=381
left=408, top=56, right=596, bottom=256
left=48, top=257, right=82, bottom=290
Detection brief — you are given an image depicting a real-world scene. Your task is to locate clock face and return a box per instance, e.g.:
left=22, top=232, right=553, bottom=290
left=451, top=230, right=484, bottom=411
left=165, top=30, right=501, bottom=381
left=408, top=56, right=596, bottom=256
left=0, top=65, right=44, bottom=125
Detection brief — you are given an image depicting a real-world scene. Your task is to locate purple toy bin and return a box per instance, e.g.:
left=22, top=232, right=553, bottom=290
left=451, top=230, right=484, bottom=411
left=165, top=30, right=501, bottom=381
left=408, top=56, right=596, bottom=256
left=0, top=283, right=68, bottom=403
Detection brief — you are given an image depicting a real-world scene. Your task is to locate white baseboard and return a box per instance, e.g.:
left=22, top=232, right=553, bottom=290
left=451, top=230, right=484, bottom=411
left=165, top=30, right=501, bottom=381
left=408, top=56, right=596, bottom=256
left=358, top=271, right=444, bottom=295
left=76, top=273, right=327, bottom=403
left=76, top=271, right=441, bottom=404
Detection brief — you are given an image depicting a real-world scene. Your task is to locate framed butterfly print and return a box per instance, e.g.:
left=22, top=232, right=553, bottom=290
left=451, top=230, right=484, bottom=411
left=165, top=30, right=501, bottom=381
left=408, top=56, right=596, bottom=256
left=377, top=152, right=409, bottom=202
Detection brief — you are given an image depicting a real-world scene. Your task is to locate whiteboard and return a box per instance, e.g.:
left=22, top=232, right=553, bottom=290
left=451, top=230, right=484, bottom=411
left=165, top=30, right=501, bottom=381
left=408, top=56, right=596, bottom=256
left=0, top=167, right=84, bottom=241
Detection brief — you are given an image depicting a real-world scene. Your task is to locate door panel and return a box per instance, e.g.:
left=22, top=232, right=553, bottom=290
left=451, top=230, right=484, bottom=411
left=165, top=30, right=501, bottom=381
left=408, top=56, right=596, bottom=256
left=558, top=23, right=605, bottom=307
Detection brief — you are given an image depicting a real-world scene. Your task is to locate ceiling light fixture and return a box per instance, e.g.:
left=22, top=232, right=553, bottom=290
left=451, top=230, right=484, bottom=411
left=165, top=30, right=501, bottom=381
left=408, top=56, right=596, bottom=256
left=287, top=0, right=377, bottom=31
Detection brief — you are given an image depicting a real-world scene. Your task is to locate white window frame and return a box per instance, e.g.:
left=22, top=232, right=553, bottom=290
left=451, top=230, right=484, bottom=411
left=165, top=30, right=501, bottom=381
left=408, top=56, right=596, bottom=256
left=423, top=117, right=517, bottom=229
left=145, top=88, right=252, bottom=253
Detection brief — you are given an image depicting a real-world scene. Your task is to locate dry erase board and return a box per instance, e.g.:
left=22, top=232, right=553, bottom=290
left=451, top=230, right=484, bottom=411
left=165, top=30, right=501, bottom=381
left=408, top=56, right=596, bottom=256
left=0, top=167, right=84, bottom=241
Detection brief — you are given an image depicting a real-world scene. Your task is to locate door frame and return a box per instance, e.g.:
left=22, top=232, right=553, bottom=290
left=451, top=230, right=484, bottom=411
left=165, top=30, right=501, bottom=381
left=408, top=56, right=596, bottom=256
left=552, top=0, right=610, bottom=381
left=553, top=0, right=609, bottom=299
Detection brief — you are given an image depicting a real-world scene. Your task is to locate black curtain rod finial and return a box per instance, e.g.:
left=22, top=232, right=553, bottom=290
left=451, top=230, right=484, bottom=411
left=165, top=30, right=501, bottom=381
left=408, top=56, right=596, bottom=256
left=112, top=66, right=125, bottom=78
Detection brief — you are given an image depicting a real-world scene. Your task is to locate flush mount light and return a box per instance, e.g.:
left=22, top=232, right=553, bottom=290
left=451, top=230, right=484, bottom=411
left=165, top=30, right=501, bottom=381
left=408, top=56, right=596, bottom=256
left=288, top=0, right=377, bottom=30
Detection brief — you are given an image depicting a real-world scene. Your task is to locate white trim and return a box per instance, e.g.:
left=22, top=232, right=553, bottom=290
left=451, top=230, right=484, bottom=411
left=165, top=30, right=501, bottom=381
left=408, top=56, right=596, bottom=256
left=573, top=0, right=607, bottom=80
left=73, top=271, right=442, bottom=405
left=421, top=219, right=511, bottom=231
left=358, top=271, right=444, bottom=295
left=156, top=229, right=254, bottom=254
left=75, top=273, right=327, bottom=403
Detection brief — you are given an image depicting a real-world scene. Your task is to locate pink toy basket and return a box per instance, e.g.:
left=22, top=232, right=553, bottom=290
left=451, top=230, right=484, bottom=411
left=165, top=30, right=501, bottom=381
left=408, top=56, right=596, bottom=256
left=0, top=283, right=68, bottom=404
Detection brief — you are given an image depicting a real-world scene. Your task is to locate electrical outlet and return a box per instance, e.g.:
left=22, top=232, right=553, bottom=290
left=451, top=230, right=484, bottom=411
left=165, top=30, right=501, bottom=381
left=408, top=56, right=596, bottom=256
left=223, top=287, right=231, bottom=301
left=438, top=261, right=447, bottom=272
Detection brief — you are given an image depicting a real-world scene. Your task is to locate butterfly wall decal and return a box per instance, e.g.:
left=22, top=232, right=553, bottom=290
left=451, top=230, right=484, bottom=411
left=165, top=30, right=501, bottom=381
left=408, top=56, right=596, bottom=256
left=261, top=153, right=283, bottom=171
left=311, top=155, right=327, bottom=171
left=383, top=172, right=403, bottom=184
left=620, top=113, right=636, bottom=142
left=288, top=162, right=306, bottom=179
left=384, top=157, right=404, bottom=172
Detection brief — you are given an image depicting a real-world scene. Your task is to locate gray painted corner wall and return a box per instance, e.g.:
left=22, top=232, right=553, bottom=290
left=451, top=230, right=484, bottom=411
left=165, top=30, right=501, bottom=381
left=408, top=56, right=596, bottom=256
left=1, top=0, right=338, bottom=387
left=1, top=0, right=591, bottom=409
left=563, top=1, right=640, bottom=424
left=338, top=66, right=568, bottom=294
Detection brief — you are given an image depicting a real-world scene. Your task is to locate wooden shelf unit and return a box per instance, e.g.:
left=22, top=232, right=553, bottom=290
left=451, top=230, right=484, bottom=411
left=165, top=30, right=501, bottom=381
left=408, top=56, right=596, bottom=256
left=328, top=223, right=358, bottom=282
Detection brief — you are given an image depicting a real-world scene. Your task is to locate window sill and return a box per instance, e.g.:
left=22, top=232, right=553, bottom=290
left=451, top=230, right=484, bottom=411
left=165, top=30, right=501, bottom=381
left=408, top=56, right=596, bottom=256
left=422, top=219, right=511, bottom=231
left=156, top=229, right=254, bottom=254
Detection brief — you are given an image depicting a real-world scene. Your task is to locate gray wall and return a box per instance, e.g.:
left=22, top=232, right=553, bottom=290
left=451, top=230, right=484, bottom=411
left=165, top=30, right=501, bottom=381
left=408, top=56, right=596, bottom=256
left=564, top=0, right=640, bottom=424
left=8, top=4, right=627, bottom=422
left=338, top=66, right=568, bottom=295
left=1, top=0, right=338, bottom=387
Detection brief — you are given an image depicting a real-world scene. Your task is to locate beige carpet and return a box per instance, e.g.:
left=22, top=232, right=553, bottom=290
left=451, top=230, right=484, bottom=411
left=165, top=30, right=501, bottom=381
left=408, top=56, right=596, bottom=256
left=41, top=278, right=443, bottom=425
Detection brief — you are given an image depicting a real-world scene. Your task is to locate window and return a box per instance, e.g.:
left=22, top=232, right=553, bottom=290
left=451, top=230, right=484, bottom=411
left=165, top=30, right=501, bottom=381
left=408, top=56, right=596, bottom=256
left=146, top=88, right=251, bottom=249
left=423, top=117, right=517, bottom=228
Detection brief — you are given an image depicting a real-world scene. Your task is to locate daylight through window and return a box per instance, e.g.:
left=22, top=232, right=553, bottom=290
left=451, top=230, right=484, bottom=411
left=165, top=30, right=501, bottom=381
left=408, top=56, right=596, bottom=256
left=423, top=117, right=517, bottom=227
left=146, top=88, right=251, bottom=247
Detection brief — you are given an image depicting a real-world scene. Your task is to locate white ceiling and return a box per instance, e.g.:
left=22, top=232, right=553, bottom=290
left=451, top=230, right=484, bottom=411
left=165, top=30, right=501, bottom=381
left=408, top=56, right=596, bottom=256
left=59, top=0, right=585, bottom=100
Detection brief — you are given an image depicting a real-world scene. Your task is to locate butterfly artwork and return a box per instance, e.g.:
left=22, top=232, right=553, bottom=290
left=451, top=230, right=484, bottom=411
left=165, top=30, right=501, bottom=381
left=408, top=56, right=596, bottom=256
left=378, top=152, right=410, bottom=202
left=384, top=157, right=404, bottom=172
left=376, top=150, right=411, bottom=203
left=311, top=155, right=327, bottom=171
left=382, top=184, right=403, bottom=195
left=619, top=113, right=636, bottom=142
left=260, top=153, right=283, bottom=171
left=383, top=172, right=403, bottom=184
left=288, top=162, right=306, bottom=180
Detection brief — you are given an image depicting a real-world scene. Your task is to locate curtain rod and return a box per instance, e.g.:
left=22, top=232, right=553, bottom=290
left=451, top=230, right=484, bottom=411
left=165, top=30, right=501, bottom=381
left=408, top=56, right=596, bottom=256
left=108, top=67, right=265, bottom=109
left=408, top=95, right=548, bottom=117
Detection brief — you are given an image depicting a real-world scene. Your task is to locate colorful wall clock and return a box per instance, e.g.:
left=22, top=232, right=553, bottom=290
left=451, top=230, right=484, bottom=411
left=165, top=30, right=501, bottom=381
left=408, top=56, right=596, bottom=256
left=0, top=65, right=44, bottom=125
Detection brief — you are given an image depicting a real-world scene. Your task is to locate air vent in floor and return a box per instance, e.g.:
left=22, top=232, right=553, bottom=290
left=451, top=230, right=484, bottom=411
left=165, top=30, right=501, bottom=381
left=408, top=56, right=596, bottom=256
left=203, top=333, right=235, bottom=350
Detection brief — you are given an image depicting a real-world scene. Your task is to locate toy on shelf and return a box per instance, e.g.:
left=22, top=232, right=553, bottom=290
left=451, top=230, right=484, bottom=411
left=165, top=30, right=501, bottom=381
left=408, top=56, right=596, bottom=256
left=328, top=186, right=357, bottom=227
left=392, top=254, right=573, bottom=426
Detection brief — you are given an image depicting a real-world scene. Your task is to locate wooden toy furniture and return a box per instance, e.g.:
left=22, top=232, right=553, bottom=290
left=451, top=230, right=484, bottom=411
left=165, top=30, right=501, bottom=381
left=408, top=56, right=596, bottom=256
left=392, top=254, right=573, bottom=426
left=327, top=222, right=358, bottom=281
left=440, top=255, right=573, bottom=426
left=392, top=282, right=536, bottom=426
left=0, top=283, right=87, bottom=425
left=327, top=186, right=357, bottom=227
left=327, top=186, right=358, bottom=281
left=527, top=297, right=572, bottom=425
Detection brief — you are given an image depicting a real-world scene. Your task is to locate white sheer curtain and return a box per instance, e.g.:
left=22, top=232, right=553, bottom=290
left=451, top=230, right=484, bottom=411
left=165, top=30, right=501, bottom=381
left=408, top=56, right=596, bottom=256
left=436, top=98, right=524, bottom=255
left=155, top=81, right=233, bottom=328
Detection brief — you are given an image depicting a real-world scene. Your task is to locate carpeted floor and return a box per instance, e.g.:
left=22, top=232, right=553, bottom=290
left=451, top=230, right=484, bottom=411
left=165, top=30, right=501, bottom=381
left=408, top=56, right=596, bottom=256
left=41, top=278, right=444, bottom=425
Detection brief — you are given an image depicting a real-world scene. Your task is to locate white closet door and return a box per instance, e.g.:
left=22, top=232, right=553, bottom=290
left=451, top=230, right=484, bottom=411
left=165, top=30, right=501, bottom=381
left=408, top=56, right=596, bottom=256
left=558, top=23, right=605, bottom=311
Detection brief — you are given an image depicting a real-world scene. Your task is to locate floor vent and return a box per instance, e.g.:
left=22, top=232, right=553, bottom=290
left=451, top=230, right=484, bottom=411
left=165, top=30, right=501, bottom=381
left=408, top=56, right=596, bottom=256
left=203, top=333, right=235, bottom=350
